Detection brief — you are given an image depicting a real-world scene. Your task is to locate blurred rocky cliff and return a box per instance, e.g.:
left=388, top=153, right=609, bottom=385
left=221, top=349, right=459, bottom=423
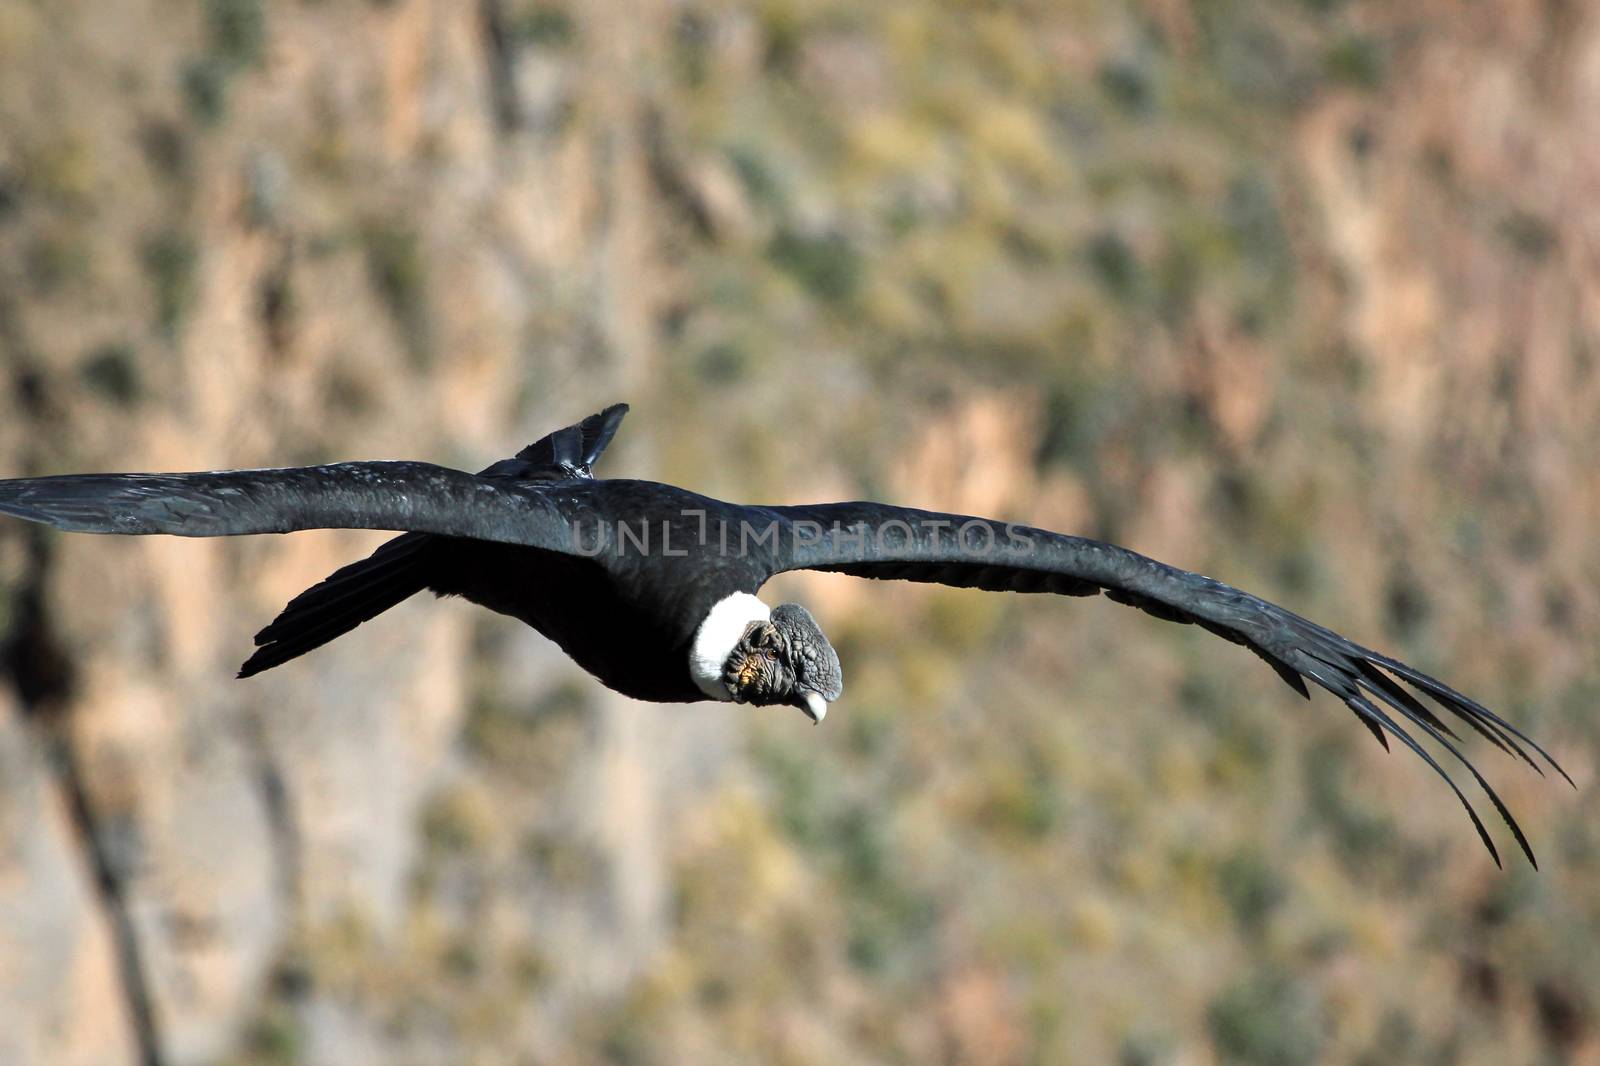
left=1, top=1, right=1598, bottom=1064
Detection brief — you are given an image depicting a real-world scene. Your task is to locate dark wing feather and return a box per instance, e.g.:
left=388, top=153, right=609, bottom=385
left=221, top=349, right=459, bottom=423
left=475, top=404, right=631, bottom=481
left=237, top=531, right=435, bottom=678
left=0, top=462, right=577, bottom=549
left=764, top=501, right=1567, bottom=866
left=513, top=403, right=629, bottom=472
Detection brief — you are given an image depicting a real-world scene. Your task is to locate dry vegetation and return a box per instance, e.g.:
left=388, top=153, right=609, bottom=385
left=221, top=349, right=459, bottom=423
left=1, top=0, right=1598, bottom=1063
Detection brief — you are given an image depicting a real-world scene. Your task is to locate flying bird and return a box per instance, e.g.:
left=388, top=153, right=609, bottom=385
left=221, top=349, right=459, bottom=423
left=0, top=404, right=1569, bottom=865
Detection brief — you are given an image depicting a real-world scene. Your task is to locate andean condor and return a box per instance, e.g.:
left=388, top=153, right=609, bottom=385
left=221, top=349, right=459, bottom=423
left=0, top=404, right=1569, bottom=865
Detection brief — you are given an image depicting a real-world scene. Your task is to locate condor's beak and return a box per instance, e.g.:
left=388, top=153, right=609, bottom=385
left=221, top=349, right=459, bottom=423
left=799, top=691, right=828, bottom=724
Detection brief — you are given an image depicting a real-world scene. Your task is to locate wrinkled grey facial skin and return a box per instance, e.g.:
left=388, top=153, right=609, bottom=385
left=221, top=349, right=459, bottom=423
left=721, top=602, right=843, bottom=720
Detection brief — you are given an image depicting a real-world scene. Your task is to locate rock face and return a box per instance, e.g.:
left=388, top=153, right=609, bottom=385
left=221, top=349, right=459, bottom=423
left=0, top=1, right=681, bottom=1062
left=5, top=1, right=1600, bottom=1063
left=0, top=693, right=136, bottom=1066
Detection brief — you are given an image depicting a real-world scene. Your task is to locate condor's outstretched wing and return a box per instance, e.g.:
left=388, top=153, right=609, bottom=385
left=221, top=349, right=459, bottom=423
left=0, top=462, right=578, bottom=551
left=764, top=501, right=1569, bottom=867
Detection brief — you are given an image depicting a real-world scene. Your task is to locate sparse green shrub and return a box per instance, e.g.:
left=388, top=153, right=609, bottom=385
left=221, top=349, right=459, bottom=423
left=769, top=228, right=862, bottom=304
left=80, top=343, right=141, bottom=406
left=141, top=228, right=197, bottom=337
left=1208, top=968, right=1324, bottom=1066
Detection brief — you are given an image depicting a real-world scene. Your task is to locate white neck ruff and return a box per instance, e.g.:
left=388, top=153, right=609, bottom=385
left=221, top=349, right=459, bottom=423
left=689, top=592, right=771, bottom=700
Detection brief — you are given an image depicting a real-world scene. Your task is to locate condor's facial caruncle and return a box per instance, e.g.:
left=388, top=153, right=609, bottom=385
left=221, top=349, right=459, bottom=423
left=718, top=602, right=844, bottom=722
left=0, top=403, right=1572, bottom=868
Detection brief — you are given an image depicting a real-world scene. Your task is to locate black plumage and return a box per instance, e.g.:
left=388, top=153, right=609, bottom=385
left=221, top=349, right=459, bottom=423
left=239, top=405, right=628, bottom=678
left=0, top=403, right=1568, bottom=865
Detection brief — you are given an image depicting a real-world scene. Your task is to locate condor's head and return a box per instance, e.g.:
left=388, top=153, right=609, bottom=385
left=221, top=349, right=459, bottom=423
left=690, top=595, right=843, bottom=721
